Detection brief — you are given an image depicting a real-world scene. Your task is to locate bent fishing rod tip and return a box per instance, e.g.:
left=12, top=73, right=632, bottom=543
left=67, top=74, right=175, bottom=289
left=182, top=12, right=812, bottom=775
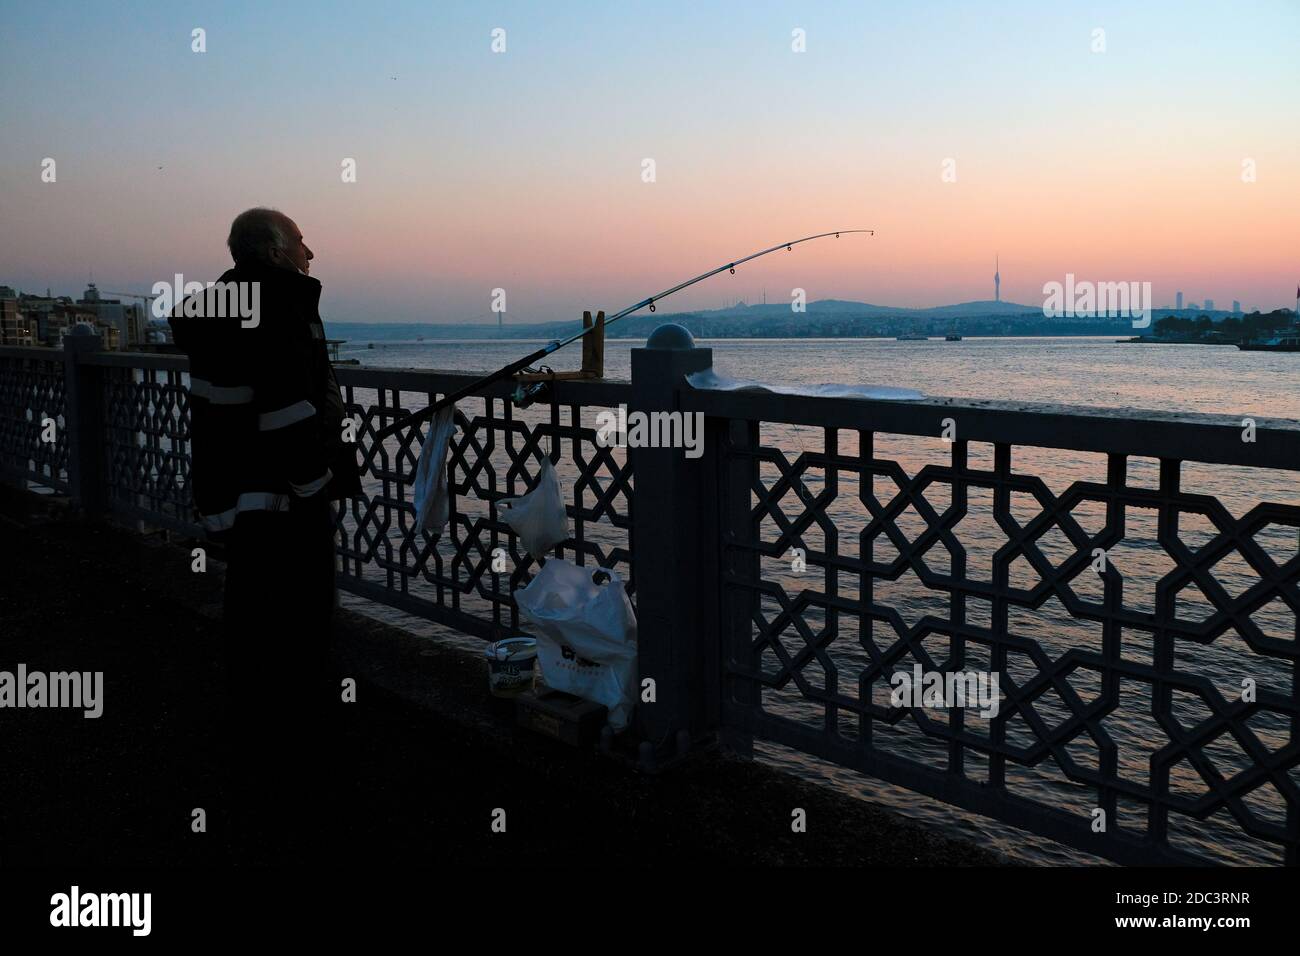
left=374, top=227, right=878, bottom=440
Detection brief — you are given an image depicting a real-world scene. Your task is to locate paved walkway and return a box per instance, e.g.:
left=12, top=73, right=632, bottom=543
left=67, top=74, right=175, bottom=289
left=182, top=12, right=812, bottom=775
left=0, top=486, right=1002, bottom=866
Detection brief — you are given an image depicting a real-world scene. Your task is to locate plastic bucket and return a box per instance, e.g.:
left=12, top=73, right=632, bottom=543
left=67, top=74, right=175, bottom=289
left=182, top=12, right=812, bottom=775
left=484, top=636, right=538, bottom=698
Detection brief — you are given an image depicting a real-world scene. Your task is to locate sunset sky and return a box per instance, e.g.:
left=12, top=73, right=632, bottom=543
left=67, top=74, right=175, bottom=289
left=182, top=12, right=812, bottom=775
left=2, top=0, right=1297, bottom=324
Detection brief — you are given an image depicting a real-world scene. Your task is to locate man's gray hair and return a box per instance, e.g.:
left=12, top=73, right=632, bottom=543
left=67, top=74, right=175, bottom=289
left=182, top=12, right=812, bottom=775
left=227, top=208, right=291, bottom=264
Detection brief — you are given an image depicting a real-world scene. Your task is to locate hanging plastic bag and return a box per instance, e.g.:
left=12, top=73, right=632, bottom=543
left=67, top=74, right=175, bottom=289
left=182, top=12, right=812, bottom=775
left=514, top=558, right=638, bottom=731
left=499, top=457, right=569, bottom=559
left=413, top=405, right=456, bottom=536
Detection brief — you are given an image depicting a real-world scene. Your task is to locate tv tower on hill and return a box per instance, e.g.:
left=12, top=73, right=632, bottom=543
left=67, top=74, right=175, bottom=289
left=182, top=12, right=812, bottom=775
left=994, top=255, right=1001, bottom=303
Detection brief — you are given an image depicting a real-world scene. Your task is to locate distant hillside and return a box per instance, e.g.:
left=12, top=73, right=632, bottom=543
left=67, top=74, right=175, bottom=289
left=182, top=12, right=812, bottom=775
left=326, top=298, right=1043, bottom=341
left=925, top=299, right=1042, bottom=316
left=324, top=298, right=1246, bottom=343
left=666, top=298, right=1040, bottom=318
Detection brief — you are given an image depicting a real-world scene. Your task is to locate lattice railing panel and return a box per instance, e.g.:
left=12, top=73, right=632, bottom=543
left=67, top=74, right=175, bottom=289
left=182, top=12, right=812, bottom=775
left=101, top=366, right=195, bottom=532
left=338, top=381, right=634, bottom=639
left=722, top=425, right=1299, bottom=865
left=0, top=352, right=68, bottom=492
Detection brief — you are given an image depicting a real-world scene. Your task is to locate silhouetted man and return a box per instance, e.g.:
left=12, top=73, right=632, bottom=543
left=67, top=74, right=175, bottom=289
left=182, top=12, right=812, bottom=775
left=170, top=208, right=361, bottom=863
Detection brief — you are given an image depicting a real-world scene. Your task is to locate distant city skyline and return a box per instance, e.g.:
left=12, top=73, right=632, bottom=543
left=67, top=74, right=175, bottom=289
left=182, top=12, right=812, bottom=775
left=2, top=1, right=1297, bottom=323
left=0, top=274, right=1276, bottom=325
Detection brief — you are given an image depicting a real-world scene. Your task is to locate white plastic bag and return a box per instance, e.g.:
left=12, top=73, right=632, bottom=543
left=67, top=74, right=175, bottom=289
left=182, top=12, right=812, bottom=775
left=413, top=405, right=456, bottom=536
left=499, top=457, right=569, bottom=559
left=514, top=558, right=638, bottom=731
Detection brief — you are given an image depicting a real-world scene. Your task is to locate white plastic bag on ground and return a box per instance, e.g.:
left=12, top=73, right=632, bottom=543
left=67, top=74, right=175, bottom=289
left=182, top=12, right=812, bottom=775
left=514, top=558, right=638, bottom=731
left=413, top=405, right=456, bottom=536
left=499, top=457, right=569, bottom=559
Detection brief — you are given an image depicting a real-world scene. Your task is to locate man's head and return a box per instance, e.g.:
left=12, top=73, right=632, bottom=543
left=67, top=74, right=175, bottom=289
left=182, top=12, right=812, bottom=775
left=226, top=207, right=314, bottom=275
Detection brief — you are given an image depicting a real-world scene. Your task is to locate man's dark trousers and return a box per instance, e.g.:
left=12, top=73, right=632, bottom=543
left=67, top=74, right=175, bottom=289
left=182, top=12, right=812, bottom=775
left=221, top=495, right=337, bottom=863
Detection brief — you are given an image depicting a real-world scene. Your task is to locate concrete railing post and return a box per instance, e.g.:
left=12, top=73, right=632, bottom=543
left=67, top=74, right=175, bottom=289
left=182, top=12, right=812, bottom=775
left=717, top=416, right=759, bottom=759
left=62, top=329, right=107, bottom=518
left=629, top=324, right=715, bottom=766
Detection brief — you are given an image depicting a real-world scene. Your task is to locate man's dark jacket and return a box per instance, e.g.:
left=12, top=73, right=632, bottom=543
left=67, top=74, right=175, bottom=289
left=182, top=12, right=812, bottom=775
left=169, top=262, right=362, bottom=535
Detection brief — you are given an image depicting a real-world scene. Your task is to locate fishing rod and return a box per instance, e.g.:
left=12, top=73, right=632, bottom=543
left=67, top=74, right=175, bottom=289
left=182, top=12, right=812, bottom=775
left=373, top=229, right=874, bottom=440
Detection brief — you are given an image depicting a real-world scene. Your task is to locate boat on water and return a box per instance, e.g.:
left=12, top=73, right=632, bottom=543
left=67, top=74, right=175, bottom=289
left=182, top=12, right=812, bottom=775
left=945, top=333, right=962, bottom=341
left=1237, top=327, right=1300, bottom=352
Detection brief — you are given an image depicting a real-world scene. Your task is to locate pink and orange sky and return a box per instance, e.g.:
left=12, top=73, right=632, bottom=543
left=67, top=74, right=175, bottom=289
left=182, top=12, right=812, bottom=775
left=2, top=1, right=1297, bottom=323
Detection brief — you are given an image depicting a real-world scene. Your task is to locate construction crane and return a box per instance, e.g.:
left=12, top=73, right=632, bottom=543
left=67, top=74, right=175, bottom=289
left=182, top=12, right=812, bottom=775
left=103, top=291, right=160, bottom=311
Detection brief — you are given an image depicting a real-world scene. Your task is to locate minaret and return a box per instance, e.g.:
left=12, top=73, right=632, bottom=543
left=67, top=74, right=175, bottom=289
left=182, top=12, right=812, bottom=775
left=994, top=255, right=1001, bottom=303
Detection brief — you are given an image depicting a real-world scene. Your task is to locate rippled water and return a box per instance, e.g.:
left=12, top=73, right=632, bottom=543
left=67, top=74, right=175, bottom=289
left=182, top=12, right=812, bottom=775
left=337, top=336, right=1299, bottom=865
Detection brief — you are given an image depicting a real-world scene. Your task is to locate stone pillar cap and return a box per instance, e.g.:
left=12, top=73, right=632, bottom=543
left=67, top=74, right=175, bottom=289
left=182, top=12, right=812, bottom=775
left=645, top=323, right=696, bottom=350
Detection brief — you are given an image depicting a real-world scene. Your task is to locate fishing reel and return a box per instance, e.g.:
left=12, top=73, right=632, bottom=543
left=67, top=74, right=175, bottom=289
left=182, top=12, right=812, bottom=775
left=511, top=365, right=554, bottom=409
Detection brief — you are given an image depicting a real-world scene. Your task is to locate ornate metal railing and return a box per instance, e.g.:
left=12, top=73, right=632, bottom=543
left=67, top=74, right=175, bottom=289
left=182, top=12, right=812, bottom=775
left=0, top=347, right=69, bottom=492
left=683, top=386, right=1300, bottom=866
left=1, top=340, right=1296, bottom=867
left=333, top=367, right=633, bottom=639
left=0, top=346, right=632, bottom=643
left=84, top=352, right=196, bottom=533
